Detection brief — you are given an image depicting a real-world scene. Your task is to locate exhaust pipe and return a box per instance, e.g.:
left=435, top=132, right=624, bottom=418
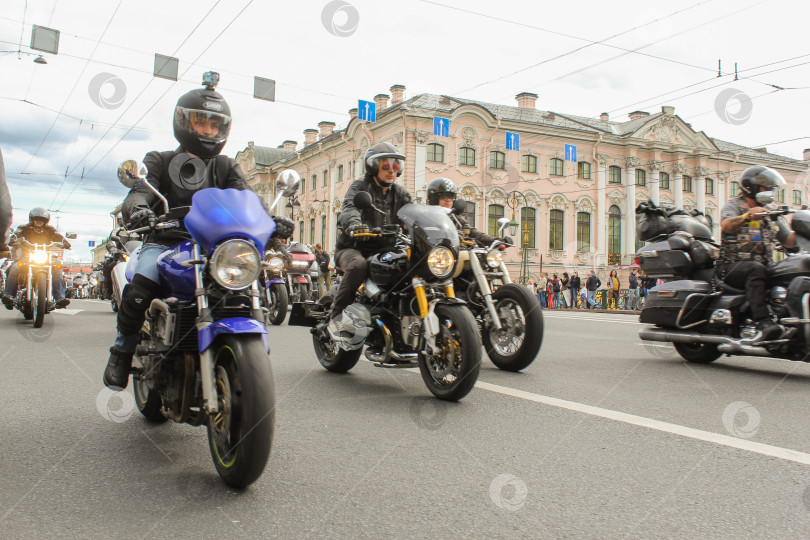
left=640, top=327, right=773, bottom=357
left=717, top=343, right=771, bottom=356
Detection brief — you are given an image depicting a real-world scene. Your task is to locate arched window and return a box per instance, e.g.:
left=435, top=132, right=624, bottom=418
left=322, top=169, right=328, bottom=187
left=635, top=169, right=646, bottom=186
left=490, top=151, right=505, bottom=170
left=521, top=208, right=536, bottom=248
left=463, top=200, right=476, bottom=227
left=730, top=181, right=740, bottom=197
left=577, top=162, right=591, bottom=179
left=549, top=209, right=564, bottom=250
left=488, top=204, right=504, bottom=237
left=576, top=212, right=590, bottom=251
left=794, top=190, right=803, bottom=206
left=337, top=164, right=344, bottom=183
left=683, top=175, right=692, bottom=193
left=549, top=158, right=564, bottom=177
left=311, top=174, right=316, bottom=192
left=521, top=155, right=537, bottom=173
left=309, top=218, right=316, bottom=244
left=459, top=147, right=476, bottom=166
left=321, top=215, right=327, bottom=247
left=608, top=205, right=621, bottom=264
left=609, top=166, right=622, bottom=184
left=427, top=143, right=444, bottom=163
left=705, top=178, right=714, bottom=195
left=660, top=172, right=670, bottom=190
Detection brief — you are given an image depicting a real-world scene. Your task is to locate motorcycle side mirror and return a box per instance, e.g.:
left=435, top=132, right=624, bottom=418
left=65, top=232, right=77, bottom=239
left=353, top=191, right=373, bottom=210
left=497, top=217, right=510, bottom=236
left=451, top=198, right=467, bottom=215
left=117, top=160, right=148, bottom=189
left=277, top=169, right=302, bottom=197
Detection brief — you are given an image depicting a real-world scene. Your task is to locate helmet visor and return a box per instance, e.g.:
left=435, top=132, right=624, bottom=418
left=376, top=157, right=402, bottom=173
left=751, top=167, right=786, bottom=190
left=175, top=107, right=231, bottom=142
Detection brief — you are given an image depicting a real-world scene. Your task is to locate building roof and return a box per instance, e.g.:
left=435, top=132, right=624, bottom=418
left=252, top=146, right=296, bottom=167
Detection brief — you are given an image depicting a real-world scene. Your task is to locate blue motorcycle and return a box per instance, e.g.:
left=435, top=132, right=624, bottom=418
left=116, top=160, right=300, bottom=488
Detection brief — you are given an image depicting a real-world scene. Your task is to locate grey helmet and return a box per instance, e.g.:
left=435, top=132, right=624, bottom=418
left=29, top=207, right=50, bottom=232
left=739, top=165, right=786, bottom=204
left=364, top=142, right=405, bottom=185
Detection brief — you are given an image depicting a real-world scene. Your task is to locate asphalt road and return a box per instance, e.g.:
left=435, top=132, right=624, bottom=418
left=2, top=300, right=810, bottom=539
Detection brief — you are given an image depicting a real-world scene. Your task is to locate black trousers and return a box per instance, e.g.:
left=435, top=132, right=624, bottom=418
left=332, top=248, right=369, bottom=315
left=718, top=260, right=769, bottom=321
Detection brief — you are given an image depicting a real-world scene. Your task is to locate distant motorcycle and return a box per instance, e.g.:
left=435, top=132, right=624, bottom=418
left=10, top=237, right=73, bottom=327
left=262, top=249, right=288, bottom=325
left=285, top=243, right=317, bottom=303
left=107, top=230, right=142, bottom=313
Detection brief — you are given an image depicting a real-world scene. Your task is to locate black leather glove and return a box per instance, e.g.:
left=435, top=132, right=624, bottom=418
left=129, top=207, right=156, bottom=228
left=347, top=223, right=370, bottom=238
left=502, top=236, right=514, bottom=246
left=270, top=216, right=295, bottom=239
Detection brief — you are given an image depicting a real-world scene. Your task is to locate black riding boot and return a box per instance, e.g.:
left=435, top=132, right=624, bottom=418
left=103, top=347, right=134, bottom=389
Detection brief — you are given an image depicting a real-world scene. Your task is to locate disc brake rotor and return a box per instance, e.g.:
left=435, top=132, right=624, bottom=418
left=212, top=365, right=232, bottom=436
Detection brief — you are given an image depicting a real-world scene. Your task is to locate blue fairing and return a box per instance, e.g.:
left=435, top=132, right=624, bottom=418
left=157, top=241, right=197, bottom=300
left=185, top=188, right=275, bottom=254
left=198, top=318, right=268, bottom=352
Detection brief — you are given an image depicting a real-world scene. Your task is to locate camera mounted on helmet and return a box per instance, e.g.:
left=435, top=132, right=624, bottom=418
left=173, top=72, right=231, bottom=160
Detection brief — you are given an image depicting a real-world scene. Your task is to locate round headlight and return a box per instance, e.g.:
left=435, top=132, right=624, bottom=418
left=268, top=257, right=284, bottom=272
left=486, top=249, right=503, bottom=268
left=427, top=246, right=455, bottom=278
left=32, top=250, right=47, bottom=264
left=210, top=240, right=261, bottom=290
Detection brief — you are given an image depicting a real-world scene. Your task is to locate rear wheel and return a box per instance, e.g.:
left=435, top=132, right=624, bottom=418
left=418, top=304, right=481, bottom=401
left=482, top=284, right=543, bottom=372
left=206, top=335, right=275, bottom=489
left=32, top=273, right=47, bottom=328
left=312, top=325, right=362, bottom=373
left=132, top=357, right=166, bottom=423
left=292, top=282, right=307, bottom=304
left=267, top=283, right=288, bottom=325
left=674, top=342, right=721, bottom=363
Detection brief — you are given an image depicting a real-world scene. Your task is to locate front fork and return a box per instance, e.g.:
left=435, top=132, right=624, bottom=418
left=413, top=276, right=456, bottom=355
left=470, top=254, right=502, bottom=331
left=193, top=243, right=219, bottom=414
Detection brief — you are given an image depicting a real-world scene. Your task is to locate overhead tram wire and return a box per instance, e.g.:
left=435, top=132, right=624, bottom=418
left=56, top=0, right=259, bottom=211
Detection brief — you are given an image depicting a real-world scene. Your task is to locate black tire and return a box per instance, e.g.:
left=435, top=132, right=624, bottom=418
left=111, top=298, right=118, bottom=313
left=312, top=327, right=362, bottom=373
left=293, top=283, right=307, bottom=304
left=132, top=358, right=166, bottom=423
left=32, top=273, right=47, bottom=328
left=206, top=335, right=275, bottom=489
left=674, top=342, right=722, bottom=364
left=418, top=304, right=481, bottom=401
left=482, top=284, right=544, bottom=372
left=267, top=283, right=288, bottom=326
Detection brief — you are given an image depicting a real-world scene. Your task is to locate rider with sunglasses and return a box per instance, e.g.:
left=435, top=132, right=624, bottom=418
left=329, top=142, right=413, bottom=324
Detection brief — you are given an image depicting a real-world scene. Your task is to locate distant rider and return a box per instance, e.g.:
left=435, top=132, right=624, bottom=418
left=425, top=177, right=512, bottom=246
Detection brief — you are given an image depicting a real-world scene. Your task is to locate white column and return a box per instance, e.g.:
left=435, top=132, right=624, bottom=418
left=696, top=176, right=706, bottom=214
left=596, top=158, right=607, bottom=265
left=649, top=162, right=660, bottom=205
left=673, top=164, right=684, bottom=208
left=414, top=144, right=427, bottom=201
left=624, top=164, right=636, bottom=261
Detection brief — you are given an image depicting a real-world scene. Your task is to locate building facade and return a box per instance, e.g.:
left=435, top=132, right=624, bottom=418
left=235, top=85, right=810, bottom=282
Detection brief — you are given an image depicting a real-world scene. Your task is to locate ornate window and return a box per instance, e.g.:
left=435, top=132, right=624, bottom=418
left=577, top=162, right=591, bottom=179
left=683, top=175, right=692, bottom=193
left=490, top=151, right=505, bottom=170
left=337, top=164, right=344, bottom=183
left=521, top=208, right=536, bottom=248
left=521, top=154, right=537, bottom=173
left=794, top=190, right=803, bottom=206
left=705, top=178, right=714, bottom=195
left=730, top=181, right=740, bottom=197
left=576, top=212, right=590, bottom=251
left=635, top=169, right=646, bottom=186
left=550, top=158, right=564, bottom=177
left=459, top=147, right=476, bottom=167
left=609, top=166, right=622, bottom=184
left=309, top=218, right=316, bottom=244
left=487, top=204, right=504, bottom=237
left=321, top=215, right=327, bottom=247
left=660, top=172, right=670, bottom=190
left=463, top=201, right=476, bottom=227
left=427, top=143, right=444, bottom=163
left=608, top=205, right=621, bottom=264
left=549, top=209, right=564, bottom=250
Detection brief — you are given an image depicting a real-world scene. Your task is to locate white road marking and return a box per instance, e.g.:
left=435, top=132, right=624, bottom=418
left=52, top=309, right=82, bottom=315
left=544, top=313, right=643, bottom=325
left=475, top=380, right=810, bottom=466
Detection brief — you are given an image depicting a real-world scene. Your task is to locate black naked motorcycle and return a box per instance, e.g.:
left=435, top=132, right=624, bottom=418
left=450, top=204, right=543, bottom=371
left=289, top=191, right=482, bottom=401
left=636, top=200, right=810, bottom=365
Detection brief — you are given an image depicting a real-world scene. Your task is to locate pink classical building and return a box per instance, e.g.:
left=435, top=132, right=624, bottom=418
left=235, top=85, right=810, bottom=281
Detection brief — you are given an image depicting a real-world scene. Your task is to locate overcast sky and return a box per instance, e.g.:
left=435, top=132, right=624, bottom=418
left=1, top=0, right=808, bottom=261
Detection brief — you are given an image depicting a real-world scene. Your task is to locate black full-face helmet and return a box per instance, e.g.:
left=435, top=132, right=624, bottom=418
left=173, top=83, right=232, bottom=160
left=364, top=142, right=405, bottom=186
left=426, top=177, right=457, bottom=205
left=29, top=207, right=50, bottom=232
left=739, top=165, right=786, bottom=199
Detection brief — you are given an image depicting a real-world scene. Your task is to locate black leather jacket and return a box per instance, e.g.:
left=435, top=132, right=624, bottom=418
left=336, top=176, right=413, bottom=253
left=10, top=224, right=69, bottom=259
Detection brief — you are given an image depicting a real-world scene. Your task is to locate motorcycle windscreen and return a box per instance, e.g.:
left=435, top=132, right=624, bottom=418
left=185, top=188, right=275, bottom=254
left=397, top=204, right=459, bottom=249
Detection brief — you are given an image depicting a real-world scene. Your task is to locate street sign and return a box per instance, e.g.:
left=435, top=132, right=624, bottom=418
left=358, top=100, right=376, bottom=122
left=253, top=76, right=276, bottom=102
left=88, top=241, right=95, bottom=247
left=565, top=144, right=577, bottom=162
left=506, top=132, right=520, bottom=151
left=433, top=117, right=449, bottom=137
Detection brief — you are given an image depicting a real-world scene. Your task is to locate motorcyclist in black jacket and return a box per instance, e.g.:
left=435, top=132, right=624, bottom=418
left=425, top=177, right=511, bottom=246
left=328, top=142, right=412, bottom=331
left=2, top=207, right=71, bottom=309
left=103, top=74, right=294, bottom=390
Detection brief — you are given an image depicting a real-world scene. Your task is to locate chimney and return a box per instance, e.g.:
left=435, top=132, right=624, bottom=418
left=349, top=108, right=358, bottom=119
left=248, top=141, right=254, bottom=147
left=318, top=121, right=335, bottom=139
left=390, top=84, right=405, bottom=105
left=753, top=147, right=767, bottom=153
left=374, top=93, right=390, bottom=111
left=628, top=110, right=650, bottom=121
left=600, top=112, right=609, bottom=121
left=282, top=140, right=297, bottom=151
left=304, top=129, right=318, bottom=145
left=662, top=105, right=675, bottom=116
left=804, top=148, right=810, bottom=161
left=515, top=92, right=538, bottom=109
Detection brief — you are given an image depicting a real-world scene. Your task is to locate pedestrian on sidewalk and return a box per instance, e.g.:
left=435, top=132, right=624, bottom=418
left=561, top=272, right=570, bottom=309
left=626, top=268, right=638, bottom=310
left=536, top=273, right=547, bottom=308
left=569, top=271, right=581, bottom=309
left=608, top=270, right=620, bottom=310
left=551, top=274, right=562, bottom=309
left=586, top=270, right=601, bottom=309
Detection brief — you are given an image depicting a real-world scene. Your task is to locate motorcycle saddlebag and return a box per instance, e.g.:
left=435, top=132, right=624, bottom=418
left=640, top=280, right=713, bottom=327
left=636, top=238, right=693, bottom=280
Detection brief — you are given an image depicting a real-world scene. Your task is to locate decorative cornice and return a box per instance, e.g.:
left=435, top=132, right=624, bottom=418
left=695, top=166, right=710, bottom=177
left=672, top=162, right=688, bottom=174
left=596, top=153, right=609, bottom=166
left=648, top=159, right=663, bottom=171
left=624, top=157, right=641, bottom=169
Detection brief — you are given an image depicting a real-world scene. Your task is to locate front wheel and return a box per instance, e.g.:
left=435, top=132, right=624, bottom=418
left=482, top=284, right=543, bottom=372
left=293, top=282, right=307, bottom=304
left=206, top=335, right=275, bottom=489
left=132, top=357, right=166, bottom=423
left=674, top=342, right=722, bottom=364
left=418, top=304, right=481, bottom=401
left=32, top=273, right=47, bottom=328
left=267, top=283, right=288, bottom=325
